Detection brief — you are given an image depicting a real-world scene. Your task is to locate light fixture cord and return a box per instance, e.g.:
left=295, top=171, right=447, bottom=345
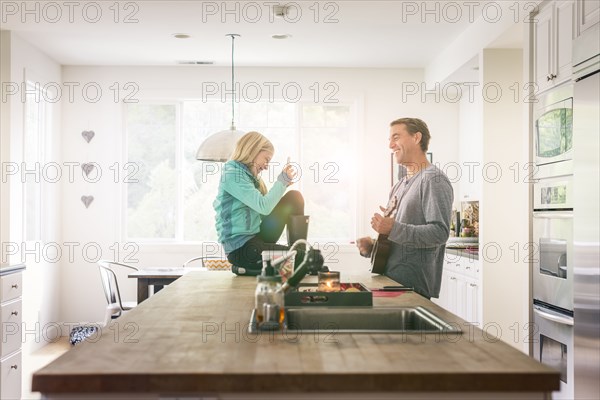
left=231, top=35, right=235, bottom=129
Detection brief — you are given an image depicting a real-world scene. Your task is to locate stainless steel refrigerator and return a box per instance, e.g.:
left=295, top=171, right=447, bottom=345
left=573, top=22, right=600, bottom=400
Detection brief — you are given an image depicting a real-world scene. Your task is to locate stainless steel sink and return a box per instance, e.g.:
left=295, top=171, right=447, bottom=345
left=283, top=306, right=462, bottom=334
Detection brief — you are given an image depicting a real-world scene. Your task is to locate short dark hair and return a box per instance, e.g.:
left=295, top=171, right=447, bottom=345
left=390, top=118, right=430, bottom=152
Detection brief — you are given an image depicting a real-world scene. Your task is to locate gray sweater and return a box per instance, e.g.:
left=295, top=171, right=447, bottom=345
left=385, top=164, right=454, bottom=299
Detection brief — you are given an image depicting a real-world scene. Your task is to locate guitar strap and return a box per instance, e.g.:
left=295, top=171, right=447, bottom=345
left=389, top=170, right=424, bottom=219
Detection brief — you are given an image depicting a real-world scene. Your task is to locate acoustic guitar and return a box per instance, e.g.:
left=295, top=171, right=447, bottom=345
left=370, top=196, right=399, bottom=274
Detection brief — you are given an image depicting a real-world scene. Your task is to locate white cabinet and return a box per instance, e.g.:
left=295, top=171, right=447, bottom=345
left=577, top=0, right=600, bottom=35
left=434, top=252, right=482, bottom=325
left=534, top=0, right=575, bottom=92
left=0, top=265, right=25, bottom=400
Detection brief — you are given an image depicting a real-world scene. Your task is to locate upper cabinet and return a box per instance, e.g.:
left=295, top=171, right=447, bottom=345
left=577, top=0, right=600, bottom=35
left=534, top=0, right=575, bottom=93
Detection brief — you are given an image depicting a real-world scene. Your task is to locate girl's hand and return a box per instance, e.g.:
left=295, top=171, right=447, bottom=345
left=283, top=162, right=297, bottom=186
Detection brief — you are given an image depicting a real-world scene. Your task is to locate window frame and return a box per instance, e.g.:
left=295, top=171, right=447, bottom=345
left=122, top=98, right=360, bottom=245
left=22, top=80, right=50, bottom=243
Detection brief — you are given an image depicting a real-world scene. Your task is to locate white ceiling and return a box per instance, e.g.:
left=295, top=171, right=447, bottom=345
left=1, top=0, right=522, bottom=68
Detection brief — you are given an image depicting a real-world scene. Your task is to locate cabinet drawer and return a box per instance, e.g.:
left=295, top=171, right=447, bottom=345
left=1, top=300, right=22, bottom=358
left=0, top=351, right=22, bottom=400
left=1, top=273, right=23, bottom=303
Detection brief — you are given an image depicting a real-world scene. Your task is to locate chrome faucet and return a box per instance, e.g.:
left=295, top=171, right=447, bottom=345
left=279, top=243, right=325, bottom=293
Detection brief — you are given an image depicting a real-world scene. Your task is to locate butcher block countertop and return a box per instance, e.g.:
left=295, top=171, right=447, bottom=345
left=32, top=272, right=559, bottom=396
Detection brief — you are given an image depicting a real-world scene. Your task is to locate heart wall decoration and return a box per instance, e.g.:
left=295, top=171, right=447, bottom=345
left=81, top=196, right=94, bottom=209
left=81, top=130, right=95, bottom=143
left=81, top=163, right=95, bottom=177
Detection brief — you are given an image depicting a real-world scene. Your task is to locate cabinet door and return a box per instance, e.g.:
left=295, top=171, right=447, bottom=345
left=447, top=274, right=459, bottom=315
left=0, top=273, right=22, bottom=303
left=578, top=0, right=600, bottom=34
left=555, top=1, right=575, bottom=82
left=465, top=278, right=481, bottom=325
left=535, top=4, right=554, bottom=92
left=0, top=351, right=22, bottom=400
left=1, top=299, right=22, bottom=358
left=456, top=276, right=467, bottom=320
left=433, top=269, right=449, bottom=308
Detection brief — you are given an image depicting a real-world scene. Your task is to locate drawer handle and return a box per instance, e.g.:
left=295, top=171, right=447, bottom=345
left=11, top=365, right=18, bottom=370
left=470, top=283, right=477, bottom=287
left=11, top=311, right=18, bottom=316
left=466, top=266, right=471, bottom=270
left=11, top=284, right=18, bottom=289
left=450, top=277, right=457, bottom=280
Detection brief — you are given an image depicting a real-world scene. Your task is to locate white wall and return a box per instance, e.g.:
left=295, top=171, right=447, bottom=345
left=479, top=49, right=528, bottom=353
left=59, top=66, right=460, bottom=323
left=1, top=31, right=12, bottom=261
left=458, top=87, right=483, bottom=202
left=1, top=32, right=63, bottom=352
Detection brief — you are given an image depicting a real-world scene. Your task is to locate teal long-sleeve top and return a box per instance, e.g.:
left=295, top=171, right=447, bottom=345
left=213, top=160, right=288, bottom=254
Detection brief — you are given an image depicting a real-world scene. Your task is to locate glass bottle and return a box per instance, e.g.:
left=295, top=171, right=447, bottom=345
left=255, top=261, right=284, bottom=326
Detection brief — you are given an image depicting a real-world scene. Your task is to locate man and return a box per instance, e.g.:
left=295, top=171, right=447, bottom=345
left=357, top=118, right=453, bottom=299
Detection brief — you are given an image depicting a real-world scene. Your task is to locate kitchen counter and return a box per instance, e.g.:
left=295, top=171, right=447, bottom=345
left=445, top=247, right=479, bottom=260
left=32, top=272, right=558, bottom=399
left=0, top=262, right=26, bottom=275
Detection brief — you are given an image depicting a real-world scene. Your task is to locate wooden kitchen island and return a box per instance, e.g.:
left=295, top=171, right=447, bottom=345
left=32, top=272, right=559, bottom=399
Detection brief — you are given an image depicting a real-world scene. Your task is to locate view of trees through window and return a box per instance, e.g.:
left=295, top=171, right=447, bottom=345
left=125, top=101, right=356, bottom=244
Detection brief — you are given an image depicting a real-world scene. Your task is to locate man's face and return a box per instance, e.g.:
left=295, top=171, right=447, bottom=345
left=389, top=124, right=420, bottom=165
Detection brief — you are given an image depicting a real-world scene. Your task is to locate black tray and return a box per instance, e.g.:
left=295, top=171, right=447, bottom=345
left=284, top=283, right=373, bottom=307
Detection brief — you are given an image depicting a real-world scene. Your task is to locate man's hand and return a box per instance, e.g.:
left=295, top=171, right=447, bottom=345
left=371, top=213, right=394, bottom=235
left=356, top=236, right=374, bottom=258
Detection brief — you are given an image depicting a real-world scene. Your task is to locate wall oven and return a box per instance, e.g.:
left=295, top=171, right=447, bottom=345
left=532, top=83, right=575, bottom=400
left=534, top=84, right=573, bottom=168
left=532, top=211, right=573, bottom=311
left=533, top=303, right=574, bottom=399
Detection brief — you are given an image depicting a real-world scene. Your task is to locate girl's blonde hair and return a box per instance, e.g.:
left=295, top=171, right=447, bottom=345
left=230, top=131, right=274, bottom=195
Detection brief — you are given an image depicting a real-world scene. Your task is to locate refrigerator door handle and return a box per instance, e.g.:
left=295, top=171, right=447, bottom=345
left=534, top=306, right=574, bottom=326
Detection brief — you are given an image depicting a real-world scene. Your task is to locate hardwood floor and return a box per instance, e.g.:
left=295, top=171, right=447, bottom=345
left=22, top=337, right=71, bottom=400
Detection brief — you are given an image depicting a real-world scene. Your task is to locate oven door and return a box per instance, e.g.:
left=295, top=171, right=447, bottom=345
left=534, top=90, right=573, bottom=166
left=533, top=303, right=574, bottom=399
left=532, top=211, right=573, bottom=311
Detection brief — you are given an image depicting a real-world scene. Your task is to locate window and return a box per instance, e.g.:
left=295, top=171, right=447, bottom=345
left=125, top=100, right=357, bottom=243
left=23, top=81, right=49, bottom=241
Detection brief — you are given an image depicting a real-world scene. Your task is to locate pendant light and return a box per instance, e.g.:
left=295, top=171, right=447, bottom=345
left=195, top=34, right=245, bottom=162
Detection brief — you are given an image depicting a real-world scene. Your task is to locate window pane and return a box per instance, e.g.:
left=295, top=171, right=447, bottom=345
left=23, top=84, right=44, bottom=241
left=126, top=100, right=357, bottom=244
left=301, top=105, right=356, bottom=242
left=182, top=101, right=231, bottom=241
left=182, top=101, right=298, bottom=242
left=126, top=104, right=177, bottom=239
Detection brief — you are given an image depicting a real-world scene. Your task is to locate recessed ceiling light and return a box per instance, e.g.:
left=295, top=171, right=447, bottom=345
left=273, top=5, right=288, bottom=18
left=272, top=34, right=292, bottom=40
left=173, top=33, right=191, bottom=39
left=177, top=60, right=214, bottom=65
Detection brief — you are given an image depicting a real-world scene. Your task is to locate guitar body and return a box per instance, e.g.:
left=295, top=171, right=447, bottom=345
left=369, top=196, right=399, bottom=275
left=370, top=235, right=392, bottom=274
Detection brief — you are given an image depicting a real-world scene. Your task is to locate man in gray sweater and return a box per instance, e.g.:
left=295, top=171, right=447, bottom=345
left=357, top=118, right=453, bottom=299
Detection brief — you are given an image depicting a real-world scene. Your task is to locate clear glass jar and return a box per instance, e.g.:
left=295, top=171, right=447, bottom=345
left=255, top=275, right=284, bottom=325
left=318, top=271, right=341, bottom=292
